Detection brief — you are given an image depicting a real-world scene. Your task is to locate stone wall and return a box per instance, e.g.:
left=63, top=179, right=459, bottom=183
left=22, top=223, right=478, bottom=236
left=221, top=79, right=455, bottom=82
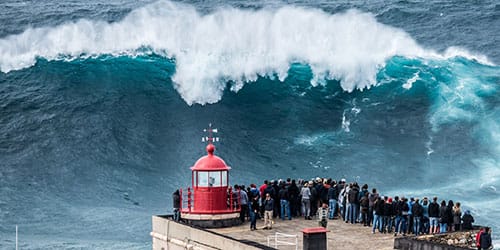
left=151, top=215, right=265, bottom=250
left=394, top=231, right=479, bottom=250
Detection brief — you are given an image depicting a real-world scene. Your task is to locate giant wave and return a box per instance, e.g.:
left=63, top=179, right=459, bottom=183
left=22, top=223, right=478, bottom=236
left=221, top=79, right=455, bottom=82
left=0, top=0, right=493, bottom=105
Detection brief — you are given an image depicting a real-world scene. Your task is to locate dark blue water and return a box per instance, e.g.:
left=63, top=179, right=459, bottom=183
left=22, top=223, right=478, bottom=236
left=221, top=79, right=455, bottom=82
left=1, top=0, right=499, bottom=249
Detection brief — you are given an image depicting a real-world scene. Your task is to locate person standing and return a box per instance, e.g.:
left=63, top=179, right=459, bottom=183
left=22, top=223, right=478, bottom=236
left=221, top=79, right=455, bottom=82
left=288, top=180, right=300, bottom=217
left=249, top=195, right=259, bottom=231
left=301, top=183, right=312, bottom=220
left=360, top=192, right=369, bottom=226
left=428, top=197, right=440, bottom=234
left=172, top=189, right=181, bottom=221
left=279, top=184, right=291, bottom=220
left=412, top=198, right=423, bottom=236
left=259, top=180, right=268, bottom=218
left=317, top=203, right=329, bottom=228
left=478, top=227, right=493, bottom=250
left=372, top=196, right=384, bottom=234
left=453, top=202, right=462, bottom=231
left=328, top=181, right=338, bottom=219
left=235, top=185, right=248, bottom=223
left=368, top=188, right=379, bottom=226
left=439, top=200, right=448, bottom=233
left=264, top=193, right=274, bottom=229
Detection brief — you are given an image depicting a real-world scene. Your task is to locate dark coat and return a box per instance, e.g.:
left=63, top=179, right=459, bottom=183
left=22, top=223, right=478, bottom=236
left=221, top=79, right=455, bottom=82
left=479, top=232, right=492, bottom=249
left=279, top=187, right=289, bottom=200
left=288, top=183, right=300, bottom=201
left=328, top=186, right=338, bottom=200
left=374, top=199, right=385, bottom=215
left=428, top=202, right=440, bottom=217
left=384, top=202, right=394, bottom=216
left=264, top=198, right=274, bottom=211
left=173, top=190, right=181, bottom=209
left=461, top=214, right=474, bottom=230
left=348, top=187, right=360, bottom=204
left=412, top=202, right=423, bottom=217
left=439, top=205, right=449, bottom=223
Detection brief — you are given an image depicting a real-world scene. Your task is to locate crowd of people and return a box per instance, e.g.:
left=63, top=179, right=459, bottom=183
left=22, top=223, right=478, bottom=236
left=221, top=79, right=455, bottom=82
left=231, top=177, right=493, bottom=249
left=173, top=177, right=493, bottom=249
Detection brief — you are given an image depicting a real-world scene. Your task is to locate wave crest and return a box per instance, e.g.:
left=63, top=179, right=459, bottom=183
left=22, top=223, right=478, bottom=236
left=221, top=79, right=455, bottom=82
left=0, top=0, right=491, bottom=104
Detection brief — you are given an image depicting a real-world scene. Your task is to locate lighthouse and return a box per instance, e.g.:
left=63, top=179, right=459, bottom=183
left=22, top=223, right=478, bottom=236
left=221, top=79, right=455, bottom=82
left=179, top=124, right=242, bottom=228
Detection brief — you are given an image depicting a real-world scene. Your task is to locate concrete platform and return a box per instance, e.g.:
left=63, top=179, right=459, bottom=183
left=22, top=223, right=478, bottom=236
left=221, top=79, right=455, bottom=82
left=209, top=217, right=395, bottom=250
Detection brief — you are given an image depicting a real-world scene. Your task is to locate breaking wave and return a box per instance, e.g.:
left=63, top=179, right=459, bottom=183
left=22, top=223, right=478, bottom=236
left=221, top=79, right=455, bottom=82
left=0, top=0, right=492, bottom=105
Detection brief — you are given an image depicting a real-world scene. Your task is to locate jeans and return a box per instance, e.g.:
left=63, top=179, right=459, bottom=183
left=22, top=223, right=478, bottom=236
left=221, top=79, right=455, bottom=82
left=302, top=199, right=310, bottom=217
left=250, top=209, right=257, bottom=229
left=399, top=216, right=408, bottom=234
left=386, top=216, right=393, bottom=232
left=173, top=208, right=180, bottom=221
left=328, top=199, right=337, bottom=219
left=345, top=203, right=351, bottom=222
left=280, top=200, right=291, bottom=220
left=348, top=203, right=359, bottom=223
left=361, top=210, right=369, bottom=225
left=422, top=217, right=429, bottom=234
left=368, top=206, right=374, bottom=226
left=394, top=215, right=402, bottom=233
left=372, top=214, right=382, bottom=233
left=414, top=216, right=421, bottom=236
left=439, top=222, right=447, bottom=233
left=381, top=216, right=388, bottom=232
left=340, top=203, right=345, bottom=220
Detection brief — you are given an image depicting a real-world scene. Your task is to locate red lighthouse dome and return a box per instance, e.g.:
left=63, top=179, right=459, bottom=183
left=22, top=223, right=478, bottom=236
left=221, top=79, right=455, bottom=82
left=191, top=144, right=231, bottom=171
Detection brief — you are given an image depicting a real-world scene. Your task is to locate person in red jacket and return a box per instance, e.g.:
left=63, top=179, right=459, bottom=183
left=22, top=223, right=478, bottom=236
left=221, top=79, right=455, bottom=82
left=476, top=227, right=484, bottom=249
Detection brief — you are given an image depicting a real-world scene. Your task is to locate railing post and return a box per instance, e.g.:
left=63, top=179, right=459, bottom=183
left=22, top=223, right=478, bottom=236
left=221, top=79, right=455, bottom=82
left=179, top=188, right=183, bottom=211
left=237, top=190, right=241, bottom=211
left=229, top=186, right=233, bottom=211
left=187, top=187, right=192, bottom=212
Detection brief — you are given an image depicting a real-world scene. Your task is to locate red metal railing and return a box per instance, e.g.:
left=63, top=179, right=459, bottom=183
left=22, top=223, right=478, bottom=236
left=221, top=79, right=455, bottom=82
left=179, top=187, right=241, bottom=214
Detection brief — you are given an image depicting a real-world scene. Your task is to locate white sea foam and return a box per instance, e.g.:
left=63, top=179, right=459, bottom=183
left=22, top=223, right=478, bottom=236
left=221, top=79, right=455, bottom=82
left=0, top=0, right=492, bottom=104
left=402, top=72, right=419, bottom=89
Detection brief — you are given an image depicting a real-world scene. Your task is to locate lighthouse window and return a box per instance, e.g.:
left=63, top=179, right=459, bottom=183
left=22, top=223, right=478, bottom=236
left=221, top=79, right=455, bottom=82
left=221, top=171, right=227, bottom=186
left=197, top=171, right=209, bottom=187
left=209, top=171, right=221, bottom=187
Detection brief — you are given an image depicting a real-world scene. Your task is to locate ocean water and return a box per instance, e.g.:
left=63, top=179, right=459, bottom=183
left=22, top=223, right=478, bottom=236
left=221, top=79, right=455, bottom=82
left=0, top=0, right=499, bottom=248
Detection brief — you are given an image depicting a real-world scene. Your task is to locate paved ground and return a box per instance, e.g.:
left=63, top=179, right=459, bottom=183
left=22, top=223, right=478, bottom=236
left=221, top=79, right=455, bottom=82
left=210, top=217, right=396, bottom=249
